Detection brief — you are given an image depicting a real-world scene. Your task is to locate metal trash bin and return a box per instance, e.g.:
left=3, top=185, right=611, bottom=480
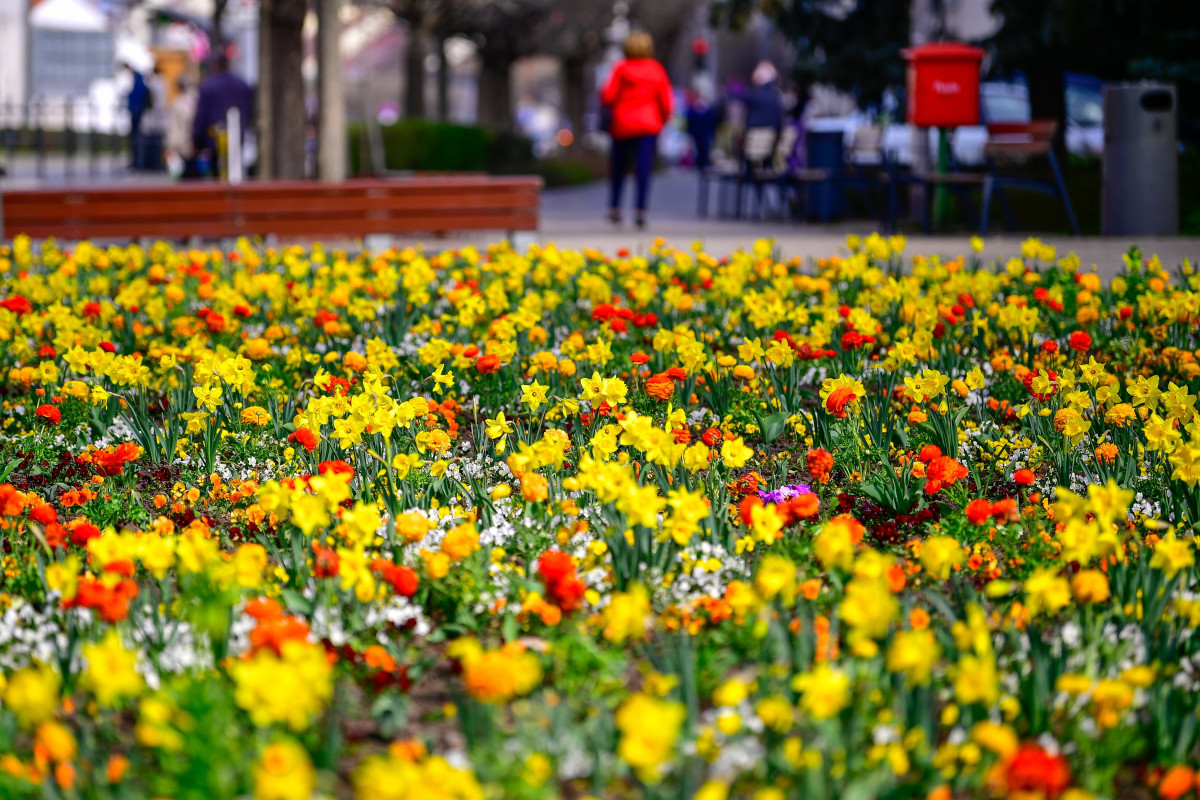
left=806, top=130, right=846, bottom=221
left=1102, top=82, right=1178, bottom=236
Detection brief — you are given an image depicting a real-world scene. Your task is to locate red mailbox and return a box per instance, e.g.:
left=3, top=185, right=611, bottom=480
left=902, top=42, right=985, bottom=128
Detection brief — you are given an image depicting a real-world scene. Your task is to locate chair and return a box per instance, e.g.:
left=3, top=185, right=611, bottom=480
left=847, top=124, right=884, bottom=166
left=713, top=126, right=777, bottom=219
left=741, top=125, right=799, bottom=219
left=980, top=121, right=1079, bottom=235
left=837, top=125, right=887, bottom=222
left=879, top=129, right=989, bottom=234
left=697, top=148, right=735, bottom=218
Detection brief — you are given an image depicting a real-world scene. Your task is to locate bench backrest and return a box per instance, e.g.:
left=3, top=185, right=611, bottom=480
left=772, top=125, right=799, bottom=169
left=742, top=127, right=778, bottom=164
left=1, top=176, right=542, bottom=240
left=984, top=120, right=1057, bottom=158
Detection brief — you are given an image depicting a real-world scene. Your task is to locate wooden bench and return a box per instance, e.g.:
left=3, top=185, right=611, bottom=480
left=0, top=176, right=542, bottom=241
left=881, top=121, right=1078, bottom=235
left=979, top=121, right=1078, bottom=235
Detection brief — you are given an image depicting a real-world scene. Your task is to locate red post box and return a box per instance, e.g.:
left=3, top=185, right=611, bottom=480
left=902, top=42, right=985, bottom=128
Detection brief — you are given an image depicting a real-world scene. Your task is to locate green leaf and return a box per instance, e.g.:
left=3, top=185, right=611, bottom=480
left=760, top=411, right=789, bottom=445
left=842, top=769, right=895, bottom=800
left=502, top=613, right=519, bottom=643
left=0, top=458, right=22, bottom=482
left=280, top=588, right=313, bottom=616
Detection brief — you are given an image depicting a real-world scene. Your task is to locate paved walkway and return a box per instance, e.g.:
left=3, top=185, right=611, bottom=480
left=3, top=161, right=1195, bottom=276
left=530, top=169, right=1198, bottom=278
left=0, top=152, right=160, bottom=188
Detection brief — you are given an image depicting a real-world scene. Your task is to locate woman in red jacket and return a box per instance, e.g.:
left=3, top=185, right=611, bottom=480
left=600, top=32, right=673, bottom=228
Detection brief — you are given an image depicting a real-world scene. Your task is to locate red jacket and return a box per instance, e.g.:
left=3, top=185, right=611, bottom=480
left=600, top=58, right=673, bottom=140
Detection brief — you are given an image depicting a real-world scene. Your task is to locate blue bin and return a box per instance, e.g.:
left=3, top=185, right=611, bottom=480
left=806, top=131, right=846, bottom=220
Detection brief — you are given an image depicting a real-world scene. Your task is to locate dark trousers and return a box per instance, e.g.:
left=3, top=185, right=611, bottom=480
left=610, top=135, right=657, bottom=212
left=129, top=112, right=143, bottom=167
left=692, top=135, right=713, bottom=170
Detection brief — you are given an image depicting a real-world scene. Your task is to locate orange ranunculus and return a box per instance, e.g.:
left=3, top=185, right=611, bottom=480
left=965, top=498, right=993, bottom=526
left=825, top=386, right=858, bottom=417
left=926, top=456, right=968, bottom=492
left=916, top=444, right=942, bottom=463
left=990, top=497, right=1019, bottom=523
left=781, top=493, right=819, bottom=524
left=249, top=613, right=313, bottom=657
left=998, top=744, right=1071, bottom=800
left=645, top=374, right=675, bottom=402
left=475, top=354, right=502, bottom=374
left=1068, top=330, right=1091, bottom=353
left=739, top=495, right=764, bottom=526
left=1156, top=765, right=1195, bottom=800
left=806, top=448, right=834, bottom=484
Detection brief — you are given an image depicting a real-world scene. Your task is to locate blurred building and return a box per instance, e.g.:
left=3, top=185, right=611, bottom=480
left=911, top=0, right=1000, bottom=44
left=0, top=0, right=29, bottom=104
left=29, top=0, right=114, bottom=99
left=0, top=0, right=115, bottom=105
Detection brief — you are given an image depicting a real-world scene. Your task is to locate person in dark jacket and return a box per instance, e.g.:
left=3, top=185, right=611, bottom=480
left=600, top=32, right=674, bottom=228
left=193, top=54, right=254, bottom=177
left=124, top=63, right=150, bottom=168
left=743, top=61, right=783, bottom=132
left=685, top=77, right=722, bottom=172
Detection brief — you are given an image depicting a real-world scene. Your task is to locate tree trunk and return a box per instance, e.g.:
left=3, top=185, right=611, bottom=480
left=257, top=0, right=273, bottom=178
left=1026, top=57, right=1067, bottom=158
left=270, top=0, right=307, bottom=179
left=477, top=52, right=512, bottom=131
left=317, top=0, right=346, bottom=181
left=404, top=23, right=426, bottom=120
left=436, top=35, right=449, bottom=121
left=211, top=0, right=228, bottom=57
left=656, top=27, right=685, bottom=81
left=564, top=54, right=586, bottom=138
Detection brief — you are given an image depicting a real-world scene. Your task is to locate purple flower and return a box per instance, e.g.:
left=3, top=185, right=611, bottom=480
left=757, top=483, right=814, bottom=504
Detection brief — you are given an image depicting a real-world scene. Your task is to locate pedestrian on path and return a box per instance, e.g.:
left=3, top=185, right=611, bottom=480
left=165, top=76, right=199, bottom=179
left=686, top=75, right=722, bottom=172
left=193, top=54, right=253, bottom=178
left=600, top=31, right=673, bottom=228
left=123, top=63, right=151, bottom=169
left=743, top=61, right=783, bottom=133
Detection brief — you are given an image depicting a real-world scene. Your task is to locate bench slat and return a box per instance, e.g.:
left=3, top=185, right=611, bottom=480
left=2, top=177, right=542, bottom=239
left=10, top=212, right=541, bottom=241
left=5, top=192, right=539, bottom=223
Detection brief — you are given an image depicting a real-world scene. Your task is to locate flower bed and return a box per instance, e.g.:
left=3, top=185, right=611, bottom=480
left=0, top=233, right=1198, bottom=799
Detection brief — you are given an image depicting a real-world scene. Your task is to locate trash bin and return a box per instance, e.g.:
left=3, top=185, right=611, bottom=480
left=1102, top=82, right=1178, bottom=236
left=806, top=130, right=846, bottom=221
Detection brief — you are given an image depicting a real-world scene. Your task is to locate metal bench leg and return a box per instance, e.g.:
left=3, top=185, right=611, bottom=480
left=922, top=183, right=933, bottom=234
left=883, top=180, right=898, bottom=233
left=980, top=176, right=994, bottom=236
left=790, top=181, right=804, bottom=221
left=1048, top=150, right=1079, bottom=235
left=962, top=188, right=981, bottom=230
left=998, top=186, right=1016, bottom=232
left=864, top=181, right=881, bottom=221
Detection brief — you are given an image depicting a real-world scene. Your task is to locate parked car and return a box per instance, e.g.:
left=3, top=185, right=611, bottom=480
left=978, top=74, right=1104, bottom=156
left=1064, top=72, right=1104, bottom=155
